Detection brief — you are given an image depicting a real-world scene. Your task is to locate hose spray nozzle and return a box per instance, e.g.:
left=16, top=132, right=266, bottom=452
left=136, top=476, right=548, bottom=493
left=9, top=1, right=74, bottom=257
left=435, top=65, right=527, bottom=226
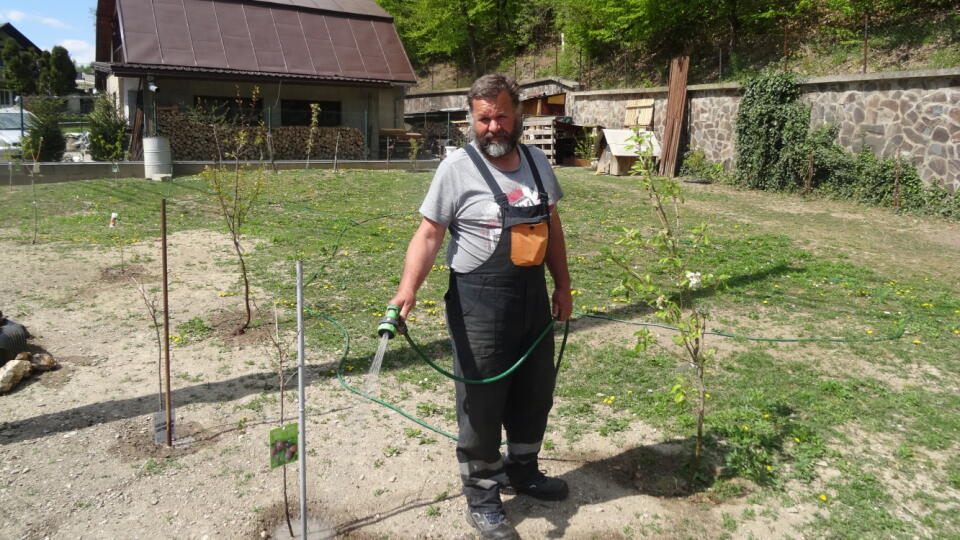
left=377, top=304, right=405, bottom=339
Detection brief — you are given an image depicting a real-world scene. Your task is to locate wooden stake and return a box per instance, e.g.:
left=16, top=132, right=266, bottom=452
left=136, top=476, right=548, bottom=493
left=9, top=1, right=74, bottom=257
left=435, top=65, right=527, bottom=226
left=894, top=148, right=902, bottom=212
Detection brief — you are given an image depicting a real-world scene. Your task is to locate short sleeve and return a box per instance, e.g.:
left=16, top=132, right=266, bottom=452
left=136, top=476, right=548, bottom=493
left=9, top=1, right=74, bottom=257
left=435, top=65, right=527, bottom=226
left=419, top=154, right=458, bottom=226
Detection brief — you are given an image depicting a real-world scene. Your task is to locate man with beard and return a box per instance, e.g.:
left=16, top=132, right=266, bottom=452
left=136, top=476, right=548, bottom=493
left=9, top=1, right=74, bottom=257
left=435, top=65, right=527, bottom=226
left=389, top=73, right=572, bottom=539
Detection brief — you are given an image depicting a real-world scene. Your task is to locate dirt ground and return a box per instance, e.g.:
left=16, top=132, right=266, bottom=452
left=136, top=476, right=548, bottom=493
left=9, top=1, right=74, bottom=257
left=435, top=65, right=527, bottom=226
left=2, top=229, right=830, bottom=539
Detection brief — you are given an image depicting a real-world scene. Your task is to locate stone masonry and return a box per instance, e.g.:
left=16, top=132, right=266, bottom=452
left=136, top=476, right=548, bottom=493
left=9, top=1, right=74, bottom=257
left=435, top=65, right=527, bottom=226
left=566, top=68, right=960, bottom=191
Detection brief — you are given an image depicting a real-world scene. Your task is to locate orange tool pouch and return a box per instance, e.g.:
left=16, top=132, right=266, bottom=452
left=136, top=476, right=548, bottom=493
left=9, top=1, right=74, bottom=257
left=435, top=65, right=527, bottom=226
left=510, top=221, right=549, bottom=266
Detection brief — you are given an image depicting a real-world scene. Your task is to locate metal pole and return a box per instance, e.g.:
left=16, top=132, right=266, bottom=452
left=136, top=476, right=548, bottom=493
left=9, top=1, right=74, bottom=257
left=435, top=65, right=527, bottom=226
left=296, top=260, right=307, bottom=539
left=19, top=96, right=24, bottom=141
left=161, top=199, right=173, bottom=447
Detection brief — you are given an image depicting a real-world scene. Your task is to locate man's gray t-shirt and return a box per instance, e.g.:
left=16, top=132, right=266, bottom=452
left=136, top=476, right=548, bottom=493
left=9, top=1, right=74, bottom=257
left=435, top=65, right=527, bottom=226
left=419, top=142, right=563, bottom=273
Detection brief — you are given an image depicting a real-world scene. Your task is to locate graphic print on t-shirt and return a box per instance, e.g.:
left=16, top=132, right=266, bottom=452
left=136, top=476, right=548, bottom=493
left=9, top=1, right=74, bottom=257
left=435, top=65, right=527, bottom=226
left=482, top=184, right=545, bottom=249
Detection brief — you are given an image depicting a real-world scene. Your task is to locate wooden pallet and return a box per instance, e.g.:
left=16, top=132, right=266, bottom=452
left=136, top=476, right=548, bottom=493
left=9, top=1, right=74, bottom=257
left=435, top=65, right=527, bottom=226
left=522, top=116, right=556, bottom=161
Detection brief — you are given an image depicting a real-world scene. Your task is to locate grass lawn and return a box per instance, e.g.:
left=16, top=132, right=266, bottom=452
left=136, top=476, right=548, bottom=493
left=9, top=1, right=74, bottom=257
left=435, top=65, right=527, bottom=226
left=2, top=167, right=959, bottom=537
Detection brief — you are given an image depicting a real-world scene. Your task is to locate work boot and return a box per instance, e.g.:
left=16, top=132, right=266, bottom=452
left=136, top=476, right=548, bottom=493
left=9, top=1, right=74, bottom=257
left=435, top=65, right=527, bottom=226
left=465, top=508, right=519, bottom=539
left=505, top=461, right=569, bottom=501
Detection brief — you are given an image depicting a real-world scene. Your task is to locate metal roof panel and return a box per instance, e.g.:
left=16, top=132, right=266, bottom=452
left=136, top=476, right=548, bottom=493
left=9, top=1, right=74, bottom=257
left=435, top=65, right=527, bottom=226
left=244, top=0, right=391, bottom=19
left=109, top=0, right=415, bottom=83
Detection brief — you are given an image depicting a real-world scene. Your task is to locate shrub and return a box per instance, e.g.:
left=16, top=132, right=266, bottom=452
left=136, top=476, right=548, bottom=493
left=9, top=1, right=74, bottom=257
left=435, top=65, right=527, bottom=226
left=680, top=148, right=733, bottom=184
left=733, top=71, right=960, bottom=220
left=808, top=125, right=960, bottom=219
left=88, top=93, right=128, bottom=162
left=21, top=97, right=66, bottom=162
left=575, top=131, right=597, bottom=159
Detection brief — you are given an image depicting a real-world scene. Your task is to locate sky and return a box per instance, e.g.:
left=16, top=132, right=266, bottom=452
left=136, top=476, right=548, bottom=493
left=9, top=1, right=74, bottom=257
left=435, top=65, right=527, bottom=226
left=0, top=1, right=98, bottom=65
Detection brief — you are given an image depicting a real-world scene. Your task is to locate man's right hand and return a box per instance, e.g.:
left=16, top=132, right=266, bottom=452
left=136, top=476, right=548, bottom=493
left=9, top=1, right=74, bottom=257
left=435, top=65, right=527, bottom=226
left=390, top=291, right=417, bottom=320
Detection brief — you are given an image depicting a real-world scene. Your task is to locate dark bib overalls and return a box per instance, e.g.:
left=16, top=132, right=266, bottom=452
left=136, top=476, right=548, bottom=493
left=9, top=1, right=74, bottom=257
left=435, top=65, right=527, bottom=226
left=447, top=144, right=557, bottom=512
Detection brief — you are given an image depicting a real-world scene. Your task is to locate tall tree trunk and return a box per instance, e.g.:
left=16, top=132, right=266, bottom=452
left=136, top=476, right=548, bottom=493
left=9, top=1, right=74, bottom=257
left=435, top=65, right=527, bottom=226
left=458, top=0, right=480, bottom=77
left=726, top=0, right=739, bottom=66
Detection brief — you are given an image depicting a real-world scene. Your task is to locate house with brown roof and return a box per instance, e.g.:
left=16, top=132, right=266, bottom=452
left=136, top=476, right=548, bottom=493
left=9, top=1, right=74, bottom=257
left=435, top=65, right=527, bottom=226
left=94, top=0, right=417, bottom=159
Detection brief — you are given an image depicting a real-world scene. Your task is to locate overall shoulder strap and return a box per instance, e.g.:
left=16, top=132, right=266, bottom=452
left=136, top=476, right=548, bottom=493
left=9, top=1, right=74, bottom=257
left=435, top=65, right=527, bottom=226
left=519, top=144, right=549, bottom=206
left=463, top=144, right=508, bottom=207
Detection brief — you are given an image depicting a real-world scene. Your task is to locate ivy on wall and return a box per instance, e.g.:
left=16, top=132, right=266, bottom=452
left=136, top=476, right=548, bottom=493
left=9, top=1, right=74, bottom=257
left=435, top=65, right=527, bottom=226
left=734, top=71, right=810, bottom=191
left=730, top=70, right=960, bottom=220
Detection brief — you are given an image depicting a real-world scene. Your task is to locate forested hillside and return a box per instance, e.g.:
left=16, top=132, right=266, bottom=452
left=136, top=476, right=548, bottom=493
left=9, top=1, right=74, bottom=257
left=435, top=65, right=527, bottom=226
left=376, top=0, right=960, bottom=89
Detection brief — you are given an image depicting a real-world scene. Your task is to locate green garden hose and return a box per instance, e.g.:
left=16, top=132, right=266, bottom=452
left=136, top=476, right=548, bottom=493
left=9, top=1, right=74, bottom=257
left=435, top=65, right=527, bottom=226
left=574, top=311, right=908, bottom=343
left=400, top=319, right=562, bottom=384
left=319, top=306, right=906, bottom=443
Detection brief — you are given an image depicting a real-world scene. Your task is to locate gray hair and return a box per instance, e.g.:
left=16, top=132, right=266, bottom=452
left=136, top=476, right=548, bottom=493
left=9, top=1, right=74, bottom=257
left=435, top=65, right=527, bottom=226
left=467, top=73, right=521, bottom=111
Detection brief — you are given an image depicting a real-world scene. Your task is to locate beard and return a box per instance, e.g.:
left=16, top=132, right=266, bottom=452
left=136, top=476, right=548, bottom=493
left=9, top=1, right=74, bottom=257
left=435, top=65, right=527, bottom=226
left=469, top=115, right=523, bottom=159
left=479, top=134, right=516, bottom=158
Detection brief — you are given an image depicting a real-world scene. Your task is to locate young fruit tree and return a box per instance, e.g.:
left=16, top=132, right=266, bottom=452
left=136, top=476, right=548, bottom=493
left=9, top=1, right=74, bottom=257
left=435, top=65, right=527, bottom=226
left=203, top=88, right=266, bottom=335
left=610, top=130, right=725, bottom=469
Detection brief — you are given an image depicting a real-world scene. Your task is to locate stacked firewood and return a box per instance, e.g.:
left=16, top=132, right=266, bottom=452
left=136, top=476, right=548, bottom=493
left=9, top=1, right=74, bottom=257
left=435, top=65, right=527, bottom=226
left=159, top=110, right=366, bottom=161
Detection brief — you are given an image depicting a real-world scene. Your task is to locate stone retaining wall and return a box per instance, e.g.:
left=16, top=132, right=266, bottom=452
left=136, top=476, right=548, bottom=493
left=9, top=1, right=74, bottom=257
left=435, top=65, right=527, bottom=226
left=567, top=68, right=960, bottom=190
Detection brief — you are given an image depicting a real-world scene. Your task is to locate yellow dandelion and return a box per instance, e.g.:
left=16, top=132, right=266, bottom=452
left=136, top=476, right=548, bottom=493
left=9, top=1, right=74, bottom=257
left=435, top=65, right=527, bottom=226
left=866, top=329, right=874, bottom=335
left=762, top=300, right=769, bottom=304
left=763, top=413, right=770, bottom=419
left=819, top=494, right=828, bottom=502
left=705, top=393, right=711, bottom=399
left=954, top=329, right=960, bottom=335
left=794, top=437, right=801, bottom=443
left=912, top=339, right=922, bottom=345
left=765, top=465, right=773, bottom=471
left=741, top=425, right=750, bottom=431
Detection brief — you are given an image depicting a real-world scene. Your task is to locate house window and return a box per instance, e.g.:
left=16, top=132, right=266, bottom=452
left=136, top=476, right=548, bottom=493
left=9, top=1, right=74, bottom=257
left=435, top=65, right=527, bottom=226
left=280, top=100, right=341, bottom=127
left=194, top=95, right=263, bottom=125
left=0, top=89, right=13, bottom=107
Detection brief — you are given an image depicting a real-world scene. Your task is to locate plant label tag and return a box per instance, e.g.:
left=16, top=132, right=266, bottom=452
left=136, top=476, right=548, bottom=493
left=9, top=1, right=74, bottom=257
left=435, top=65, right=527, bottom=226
left=153, top=410, right=175, bottom=444
left=269, top=423, right=299, bottom=468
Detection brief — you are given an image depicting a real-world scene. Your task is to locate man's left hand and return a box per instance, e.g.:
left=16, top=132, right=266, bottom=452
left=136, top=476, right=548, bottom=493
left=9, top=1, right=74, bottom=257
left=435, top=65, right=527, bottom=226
left=552, top=289, right=572, bottom=321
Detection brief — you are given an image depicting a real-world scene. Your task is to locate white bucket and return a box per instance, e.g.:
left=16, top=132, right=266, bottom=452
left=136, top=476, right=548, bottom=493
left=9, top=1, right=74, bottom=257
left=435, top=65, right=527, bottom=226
left=143, top=136, right=173, bottom=181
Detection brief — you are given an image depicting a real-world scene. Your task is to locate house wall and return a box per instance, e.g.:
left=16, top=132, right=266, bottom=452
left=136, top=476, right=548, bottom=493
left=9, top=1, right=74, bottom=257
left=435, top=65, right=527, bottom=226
left=103, top=77, right=405, bottom=158
left=106, top=75, right=143, bottom=126
left=567, top=68, right=960, bottom=191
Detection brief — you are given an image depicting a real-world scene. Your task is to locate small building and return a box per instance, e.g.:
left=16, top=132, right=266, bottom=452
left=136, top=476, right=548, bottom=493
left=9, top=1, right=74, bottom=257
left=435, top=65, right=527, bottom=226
left=94, top=0, right=417, bottom=159
left=596, top=128, right=661, bottom=176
